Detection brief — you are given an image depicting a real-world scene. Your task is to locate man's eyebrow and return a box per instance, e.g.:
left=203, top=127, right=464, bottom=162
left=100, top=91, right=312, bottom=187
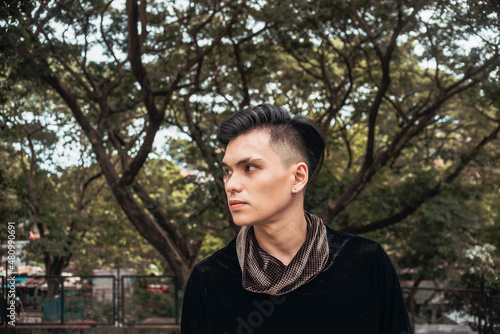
left=221, top=158, right=263, bottom=168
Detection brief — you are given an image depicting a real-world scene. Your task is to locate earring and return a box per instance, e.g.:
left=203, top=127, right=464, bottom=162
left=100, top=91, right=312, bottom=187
left=292, top=189, right=297, bottom=194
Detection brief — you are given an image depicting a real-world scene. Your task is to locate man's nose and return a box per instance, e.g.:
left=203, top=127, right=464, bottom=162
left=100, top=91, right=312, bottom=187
left=224, top=173, right=243, bottom=193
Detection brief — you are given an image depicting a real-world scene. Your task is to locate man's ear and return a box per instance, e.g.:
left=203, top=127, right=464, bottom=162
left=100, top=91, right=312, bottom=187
left=292, top=162, right=308, bottom=193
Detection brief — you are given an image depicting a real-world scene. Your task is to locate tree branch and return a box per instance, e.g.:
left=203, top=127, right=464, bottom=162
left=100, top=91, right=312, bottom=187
left=132, top=180, right=197, bottom=261
left=342, top=123, right=500, bottom=234
left=321, top=68, right=496, bottom=224
left=126, top=0, right=158, bottom=117
left=232, top=41, right=250, bottom=109
left=159, top=1, right=246, bottom=113
left=121, top=1, right=245, bottom=187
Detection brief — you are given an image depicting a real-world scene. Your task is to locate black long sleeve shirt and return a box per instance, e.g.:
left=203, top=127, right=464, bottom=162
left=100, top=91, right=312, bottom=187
left=181, top=226, right=412, bottom=334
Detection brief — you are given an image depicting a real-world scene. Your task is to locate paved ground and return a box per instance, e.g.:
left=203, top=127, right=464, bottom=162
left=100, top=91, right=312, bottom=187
left=415, top=324, right=477, bottom=334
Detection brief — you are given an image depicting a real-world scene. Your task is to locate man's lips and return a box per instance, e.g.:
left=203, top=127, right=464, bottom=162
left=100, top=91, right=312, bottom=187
left=229, top=200, right=247, bottom=210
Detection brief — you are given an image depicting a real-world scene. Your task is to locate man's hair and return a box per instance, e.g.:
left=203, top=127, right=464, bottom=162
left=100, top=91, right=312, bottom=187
left=217, top=104, right=325, bottom=180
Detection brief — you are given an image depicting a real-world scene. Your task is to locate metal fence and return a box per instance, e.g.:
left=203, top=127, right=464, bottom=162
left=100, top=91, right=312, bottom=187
left=3, top=274, right=499, bottom=331
left=403, top=287, right=500, bottom=334
left=121, top=275, right=180, bottom=325
left=0, top=274, right=180, bottom=327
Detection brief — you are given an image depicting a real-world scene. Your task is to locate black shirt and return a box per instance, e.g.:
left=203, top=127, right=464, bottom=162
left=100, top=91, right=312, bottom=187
left=181, top=226, right=412, bottom=334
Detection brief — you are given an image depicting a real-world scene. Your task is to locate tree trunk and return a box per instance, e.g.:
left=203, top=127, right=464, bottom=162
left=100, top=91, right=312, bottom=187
left=45, top=278, right=61, bottom=300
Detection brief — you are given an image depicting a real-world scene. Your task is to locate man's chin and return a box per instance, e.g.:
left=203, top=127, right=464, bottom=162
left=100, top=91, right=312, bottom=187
left=232, top=220, right=255, bottom=227
left=231, top=216, right=256, bottom=227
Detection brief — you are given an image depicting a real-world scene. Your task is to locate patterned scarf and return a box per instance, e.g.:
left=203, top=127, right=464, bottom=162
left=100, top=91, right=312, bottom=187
left=236, top=211, right=329, bottom=296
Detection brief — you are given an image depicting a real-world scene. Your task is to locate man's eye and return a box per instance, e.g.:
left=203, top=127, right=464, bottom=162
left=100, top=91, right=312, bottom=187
left=223, top=169, right=232, bottom=176
left=245, top=165, right=256, bottom=172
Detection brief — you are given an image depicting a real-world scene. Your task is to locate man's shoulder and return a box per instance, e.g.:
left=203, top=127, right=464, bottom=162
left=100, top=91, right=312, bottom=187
left=325, top=225, right=385, bottom=259
left=326, top=225, right=381, bottom=246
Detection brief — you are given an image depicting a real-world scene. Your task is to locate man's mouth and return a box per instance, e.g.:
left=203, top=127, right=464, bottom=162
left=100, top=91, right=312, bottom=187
left=229, top=200, right=247, bottom=210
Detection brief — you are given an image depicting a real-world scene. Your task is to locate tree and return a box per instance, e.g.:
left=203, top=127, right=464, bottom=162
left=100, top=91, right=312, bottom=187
left=0, top=86, right=110, bottom=296
left=69, top=159, right=185, bottom=277
left=1, top=0, right=499, bottom=288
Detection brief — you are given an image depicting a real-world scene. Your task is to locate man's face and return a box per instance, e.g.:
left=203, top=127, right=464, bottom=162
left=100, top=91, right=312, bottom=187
left=221, top=129, right=297, bottom=226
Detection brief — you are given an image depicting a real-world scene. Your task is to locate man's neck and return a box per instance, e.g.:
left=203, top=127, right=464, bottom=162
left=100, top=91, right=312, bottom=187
left=252, top=209, right=308, bottom=266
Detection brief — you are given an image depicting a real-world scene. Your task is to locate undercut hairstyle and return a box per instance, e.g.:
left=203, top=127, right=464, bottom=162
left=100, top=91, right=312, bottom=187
left=218, top=104, right=325, bottom=180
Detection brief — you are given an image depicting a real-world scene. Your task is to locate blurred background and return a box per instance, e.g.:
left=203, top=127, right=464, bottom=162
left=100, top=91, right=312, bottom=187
left=0, top=0, right=499, bottom=332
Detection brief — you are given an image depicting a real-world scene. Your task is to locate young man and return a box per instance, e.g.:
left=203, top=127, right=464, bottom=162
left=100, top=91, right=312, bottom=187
left=181, top=105, right=412, bottom=334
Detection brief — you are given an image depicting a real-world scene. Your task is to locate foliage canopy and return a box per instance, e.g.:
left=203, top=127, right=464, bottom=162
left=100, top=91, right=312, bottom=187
left=1, top=0, right=499, bottom=290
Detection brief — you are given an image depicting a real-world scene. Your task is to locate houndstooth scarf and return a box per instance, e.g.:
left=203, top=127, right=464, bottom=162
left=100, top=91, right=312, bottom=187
left=236, top=211, right=329, bottom=296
